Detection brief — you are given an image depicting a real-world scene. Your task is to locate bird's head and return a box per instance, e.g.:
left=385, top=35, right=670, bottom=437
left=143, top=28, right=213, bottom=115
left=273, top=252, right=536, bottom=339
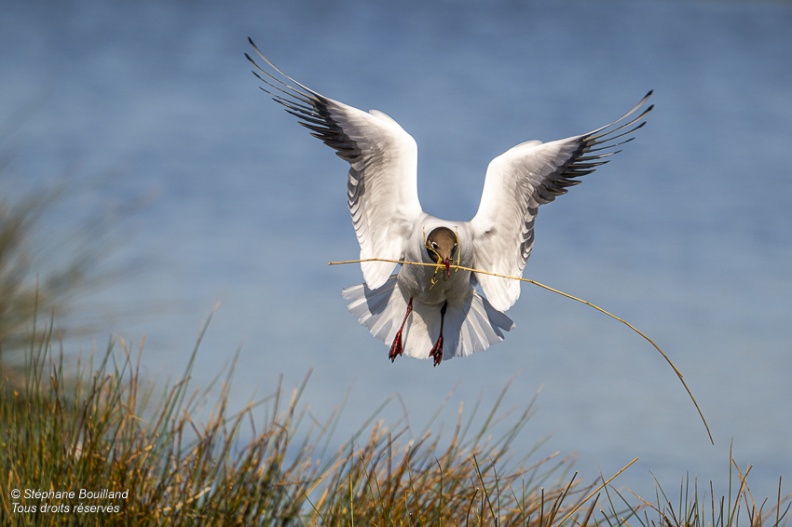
left=425, top=227, right=458, bottom=279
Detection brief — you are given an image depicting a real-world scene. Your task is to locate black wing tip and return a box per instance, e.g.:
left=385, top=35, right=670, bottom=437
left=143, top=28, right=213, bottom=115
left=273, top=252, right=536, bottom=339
left=545, top=89, right=653, bottom=191
left=245, top=40, right=360, bottom=160
left=245, top=37, right=265, bottom=67
left=244, top=39, right=329, bottom=107
left=586, top=92, right=654, bottom=145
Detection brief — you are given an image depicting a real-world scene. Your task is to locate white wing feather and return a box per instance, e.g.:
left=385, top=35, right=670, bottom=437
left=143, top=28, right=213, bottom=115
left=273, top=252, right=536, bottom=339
left=471, top=92, right=653, bottom=311
left=246, top=41, right=423, bottom=288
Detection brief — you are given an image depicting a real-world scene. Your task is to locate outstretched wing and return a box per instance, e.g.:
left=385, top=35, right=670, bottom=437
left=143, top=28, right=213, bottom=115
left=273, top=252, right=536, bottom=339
left=246, top=39, right=423, bottom=289
left=470, top=91, right=653, bottom=311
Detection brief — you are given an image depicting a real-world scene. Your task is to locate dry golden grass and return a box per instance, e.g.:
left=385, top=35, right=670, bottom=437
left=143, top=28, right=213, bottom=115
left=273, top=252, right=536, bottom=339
left=1, top=317, right=789, bottom=526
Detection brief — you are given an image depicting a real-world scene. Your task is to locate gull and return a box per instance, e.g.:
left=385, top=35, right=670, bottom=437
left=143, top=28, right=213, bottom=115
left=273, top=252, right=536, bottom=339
left=246, top=39, right=653, bottom=366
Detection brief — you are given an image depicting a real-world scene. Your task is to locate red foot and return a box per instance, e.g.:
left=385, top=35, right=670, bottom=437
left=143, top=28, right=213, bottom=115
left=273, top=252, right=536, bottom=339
left=388, top=298, right=413, bottom=363
left=429, top=301, right=448, bottom=367
left=388, top=331, right=404, bottom=362
left=429, top=336, right=443, bottom=366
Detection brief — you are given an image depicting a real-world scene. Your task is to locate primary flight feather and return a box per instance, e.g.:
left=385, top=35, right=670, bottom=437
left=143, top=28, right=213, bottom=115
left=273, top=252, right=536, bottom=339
left=246, top=38, right=653, bottom=365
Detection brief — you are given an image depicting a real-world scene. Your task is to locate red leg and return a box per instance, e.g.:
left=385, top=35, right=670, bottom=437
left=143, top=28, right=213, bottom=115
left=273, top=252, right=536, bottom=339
left=429, top=301, right=448, bottom=367
left=388, top=298, right=413, bottom=362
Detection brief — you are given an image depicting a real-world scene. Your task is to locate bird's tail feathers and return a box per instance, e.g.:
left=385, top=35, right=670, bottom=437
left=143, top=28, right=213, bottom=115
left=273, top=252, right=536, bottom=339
left=342, top=276, right=514, bottom=361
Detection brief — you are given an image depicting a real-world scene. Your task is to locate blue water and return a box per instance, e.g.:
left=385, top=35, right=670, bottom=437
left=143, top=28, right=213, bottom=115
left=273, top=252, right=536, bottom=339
left=2, top=0, right=791, bottom=503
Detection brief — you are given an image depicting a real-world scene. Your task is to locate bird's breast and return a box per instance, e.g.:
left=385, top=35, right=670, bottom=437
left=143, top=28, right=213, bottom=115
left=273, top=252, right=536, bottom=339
left=397, top=240, right=473, bottom=306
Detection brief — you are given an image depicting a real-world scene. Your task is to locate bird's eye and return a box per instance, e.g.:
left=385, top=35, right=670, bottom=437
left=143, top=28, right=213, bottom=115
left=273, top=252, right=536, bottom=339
left=431, top=242, right=438, bottom=250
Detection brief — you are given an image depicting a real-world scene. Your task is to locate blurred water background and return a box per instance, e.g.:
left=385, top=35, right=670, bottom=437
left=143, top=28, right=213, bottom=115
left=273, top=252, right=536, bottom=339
left=2, top=0, right=791, bottom=501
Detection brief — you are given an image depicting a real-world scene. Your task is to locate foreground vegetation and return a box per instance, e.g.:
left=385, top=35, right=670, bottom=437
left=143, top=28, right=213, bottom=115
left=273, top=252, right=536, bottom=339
left=0, top=317, right=789, bottom=526
left=0, top=318, right=593, bottom=525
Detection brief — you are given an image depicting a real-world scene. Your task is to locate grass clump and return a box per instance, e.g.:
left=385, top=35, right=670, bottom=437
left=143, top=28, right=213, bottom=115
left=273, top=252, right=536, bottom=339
left=613, top=467, right=791, bottom=527
left=0, top=192, right=77, bottom=354
left=305, top=390, right=583, bottom=525
left=0, top=313, right=599, bottom=525
left=0, top=185, right=112, bottom=380
left=2, top=315, right=789, bottom=526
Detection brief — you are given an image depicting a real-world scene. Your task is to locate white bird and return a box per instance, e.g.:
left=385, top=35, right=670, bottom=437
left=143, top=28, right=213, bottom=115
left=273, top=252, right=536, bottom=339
left=246, top=39, right=653, bottom=366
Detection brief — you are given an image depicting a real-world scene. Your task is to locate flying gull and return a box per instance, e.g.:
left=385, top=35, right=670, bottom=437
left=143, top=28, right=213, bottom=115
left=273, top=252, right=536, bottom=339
left=246, top=39, right=653, bottom=366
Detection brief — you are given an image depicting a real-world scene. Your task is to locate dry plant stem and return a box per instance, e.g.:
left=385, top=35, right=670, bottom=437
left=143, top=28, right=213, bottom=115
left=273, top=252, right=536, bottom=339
left=329, top=257, right=714, bottom=445
left=556, top=457, right=638, bottom=526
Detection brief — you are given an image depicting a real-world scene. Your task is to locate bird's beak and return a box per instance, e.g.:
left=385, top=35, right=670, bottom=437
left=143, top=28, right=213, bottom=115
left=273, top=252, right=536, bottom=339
left=444, top=258, right=451, bottom=278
